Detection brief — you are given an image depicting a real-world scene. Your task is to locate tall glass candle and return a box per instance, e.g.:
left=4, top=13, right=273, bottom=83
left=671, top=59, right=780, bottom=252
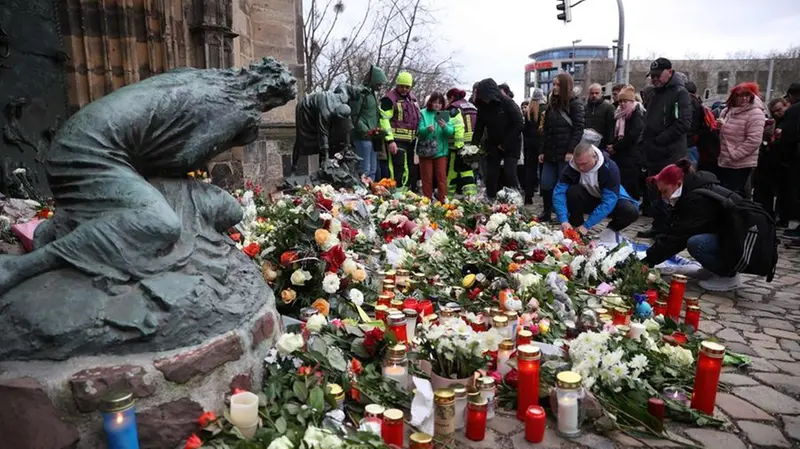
left=382, top=408, right=404, bottom=446
left=525, top=405, right=546, bottom=443
left=654, top=300, right=667, bottom=317
left=383, top=344, right=409, bottom=391
left=409, top=432, right=433, bottom=449
left=365, top=404, right=385, bottom=419
left=377, top=294, right=392, bottom=307
left=418, top=299, right=434, bottom=317
left=404, top=308, right=418, bottom=342
left=517, top=329, right=533, bottom=346
left=516, top=345, right=541, bottom=421
left=433, top=389, right=456, bottom=449
left=690, top=341, right=726, bottom=415
left=492, top=315, right=511, bottom=339
left=504, top=310, right=519, bottom=337
left=646, top=289, right=659, bottom=306
left=612, top=307, right=628, bottom=326
left=450, top=384, right=468, bottom=430
left=375, top=304, right=389, bottom=322
left=497, top=339, right=515, bottom=377
left=387, top=312, right=408, bottom=343
left=478, top=376, right=496, bottom=420
left=685, top=305, right=701, bottom=331
left=666, top=274, right=687, bottom=321
left=101, top=392, right=140, bottom=449
left=555, top=371, right=583, bottom=438
left=466, top=398, right=488, bottom=441
left=685, top=296, right=699, bottom=309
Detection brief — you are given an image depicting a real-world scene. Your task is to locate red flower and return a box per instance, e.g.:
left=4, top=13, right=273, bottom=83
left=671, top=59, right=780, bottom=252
left=184, top=434, right=203, bottom=449
left=503, top=240, right=519, bottom=251
left=489, top=250, right=501, bottom=265
left=349, top=358, right=363, bottom=375
left=232, top=387, right=246, bottom=395
left=532, top=249, right=546, bottom=263
left=298, top=365, right=313, bottom=376
left=197, top=411, right=216, bottom=427
left=320, top=245, right=346, bottom=272
left=229, top=232, right=241, bottom=242
left=315, top=193, right=333, bottom=210
left=243, top=242, right=261, bottom=258
left=363, top=327, right=385, bottom=355
left=468, top=287, right=482, bottom=300
left=504, top=369, right=519, bottom=388
left=280, top=250, right=298, bottom=267
left=561, top=265, right=573, bottom=279
left=340, top=222, right=359, bottom=242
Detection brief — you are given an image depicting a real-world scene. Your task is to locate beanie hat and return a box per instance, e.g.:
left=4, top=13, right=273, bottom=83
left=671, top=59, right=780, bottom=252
left=396, top=72, right=413, bottom=87
left=446, top=88, right=466, bottom=100
left=530, top=88, right=546, bottom=104
left=618, top=85, right=636, bottom=102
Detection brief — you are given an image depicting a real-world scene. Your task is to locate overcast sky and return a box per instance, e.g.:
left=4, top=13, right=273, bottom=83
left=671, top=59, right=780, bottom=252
left=326, top=0, right=800, bottom=99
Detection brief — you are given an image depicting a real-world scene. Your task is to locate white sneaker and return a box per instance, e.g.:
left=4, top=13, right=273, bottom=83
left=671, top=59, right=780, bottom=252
left=699, top=274, right=742, bottom=292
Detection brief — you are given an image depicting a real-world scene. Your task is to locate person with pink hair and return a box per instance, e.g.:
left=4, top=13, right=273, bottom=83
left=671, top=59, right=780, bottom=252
left=716, top=82, right=766, bottom=198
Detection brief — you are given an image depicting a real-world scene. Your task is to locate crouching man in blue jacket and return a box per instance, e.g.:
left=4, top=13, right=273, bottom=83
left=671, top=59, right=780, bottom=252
left=553, top=142, right=640, bottom=244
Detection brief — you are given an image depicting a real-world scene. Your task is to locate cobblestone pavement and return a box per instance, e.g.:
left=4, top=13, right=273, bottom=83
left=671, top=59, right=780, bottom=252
left=458, top=204, right=800, bottom=448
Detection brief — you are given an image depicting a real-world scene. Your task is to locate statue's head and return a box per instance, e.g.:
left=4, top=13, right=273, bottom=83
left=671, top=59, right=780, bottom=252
left=240, top=57, right=297, bottom=112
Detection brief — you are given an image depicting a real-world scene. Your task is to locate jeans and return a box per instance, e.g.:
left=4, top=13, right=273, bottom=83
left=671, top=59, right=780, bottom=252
left=686, top=146, right=699, bottom=166
left=687, top=233, right=729, bottom=276
left=354, top=140, right=377, bottom=180
left=486, top=152, right=519, bottom=199
left=565, top=184, right=640, bottom=231
left=717, top=167, right=753, bottom=199
left=540, top=161, right=568, bottom=191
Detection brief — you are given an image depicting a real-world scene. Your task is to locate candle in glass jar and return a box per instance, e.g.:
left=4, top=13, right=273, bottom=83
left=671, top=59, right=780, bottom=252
left=418, top=299, right=434, bottom=317
left=365, top=404, right=385, bottom=419
left=516, top=345, right=541, bottom=421
left=555, top=371, right=583, bottom=438
left=327, top=383, right=345, bottom=411
left=492, top=315, right=511, bottom=339
left=377, top=294, right=392, bottom=307
left=433, top=389, right=456, bottom=449
left=390, top=299, right=404, bottom=311
left=383, top=344, right=409, bottom=391
left=629, top=322, right=646, bottom=340
left=404, top=308, right=418, bottom=342
left=359, top=417, right=382, bottom=436
left=612, top=307, right=627, bottom=326
left=557, top=395, right=579, bottom=435
left=504, top=310, right=519, bottom=337
left=470, top=316, right=488, bottom=332
left=466, top=398, right=488, bottom=441
left=497, top=339, right=515, bottom=377
left=524, top=405, right=546, bottom=443
left=666, top=274, right=687, bottom=321
left=382, top=408, right=404, bottom=446
left=684, top=296, right=699, bottom=309
left=691, top=341, right=726, bottom=415
left=101, top=392, right=140, bottom=449
left=517, top=328, right=533, bottom=346
left=384, top=270, right=397, bottom=282
left=409, top=432, right=433, bottom=449
left=479, top=376, right=497, bottom=420
left=404, top=298, right=419, bottom=311
left=663, top=387, right=689, bottom=404
left=387, top=312, right=408, bottom=343
left=646, top=289, right=659, bottom=306
left=647, top=398, right=665, bottom=422
left=654, top=300, right=667, bottom=317
left=375, top=304, right=389, bottom=322
left=685, top=305, right=701, bottom=331
left=450, top=384, right=468, bottom=430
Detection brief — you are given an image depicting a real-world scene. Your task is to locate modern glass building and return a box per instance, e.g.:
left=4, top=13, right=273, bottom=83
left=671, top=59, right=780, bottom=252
left=524, top=45, right=614, bottom=99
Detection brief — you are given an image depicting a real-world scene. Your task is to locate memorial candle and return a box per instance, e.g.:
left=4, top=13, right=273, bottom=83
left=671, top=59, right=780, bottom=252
left=382, top=409, right=404, bottom=446
left=646, top=289, right=659, bottom=306
left=654, top=300, right=667, bottom=317
left=497, top=339, right=514, bottom=377
left=387, top=312, right=408, bottom=343
left=517, top=329, right=533, bottom=346
left=690, top=341, right=726, bottom=415
left=647, top=398, right=665, bottom=422
left=230, top=391, right=259, bottom=438
left=375, top=304, right=389, bottom=322
left=404, top=308, right=418, bottom=342
left=101, top=392, right=140, bottom=449
left=409, top=432, right=433, bottom=449
left=524, top=406, right=546, bottom=443
left=666, top=274, right=687, bottom=321
left=685, top=305, right=701, bottom=331
left=382, top=344, right=409, bottom=391
left=516, top=345, right=541, bottom=421
left=465, top=399, right=488, bottom=441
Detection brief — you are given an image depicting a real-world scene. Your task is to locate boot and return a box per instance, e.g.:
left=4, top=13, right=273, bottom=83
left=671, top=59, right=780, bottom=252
left=537, top=190, right=553, bottom=222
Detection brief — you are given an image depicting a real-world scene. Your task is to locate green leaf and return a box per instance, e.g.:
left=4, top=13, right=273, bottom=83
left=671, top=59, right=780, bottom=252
left=275, top=416, right=287, bottom=434
left=345, top=323, right=365, bottom=337
left=284, top=403, right=301, bottom=415
left=311, top=337, right=329, bottom=356
left=328, top=347, right=348, bottom=372
left=293, top=380, right=309, bottom=401
left=309, top=386, right=325, bottom=411
left=351, top=338, right=370, bottom=358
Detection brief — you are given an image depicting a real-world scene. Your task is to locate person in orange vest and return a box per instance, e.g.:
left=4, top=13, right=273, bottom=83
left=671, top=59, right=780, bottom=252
left=379, top=72, right=421, bottom=192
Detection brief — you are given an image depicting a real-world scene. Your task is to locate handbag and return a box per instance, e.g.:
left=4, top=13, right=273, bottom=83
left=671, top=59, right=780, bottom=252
left=415, top=115, right=438, bottom=158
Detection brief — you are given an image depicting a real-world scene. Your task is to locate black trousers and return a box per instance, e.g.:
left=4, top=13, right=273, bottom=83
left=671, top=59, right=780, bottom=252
left=522, top=140, right=539, bottom=200
left=486, top=152, right=519, bottom=199
left=716, top=167, right=753, bottom=199
left=645, top=167, right=670, bottom=231
left=566, top=184, right=640, bottom=231
left=390, top=140, right=420, bottom=192
left=613, top=158, right=641, bottom=201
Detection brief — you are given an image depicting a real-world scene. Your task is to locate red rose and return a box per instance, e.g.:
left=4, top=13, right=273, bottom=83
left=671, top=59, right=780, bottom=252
left=363, top=327, right=385, bottom=355
left=229, top=232, right=241, bottom=242
left=280, top=250, right=298, bottom=267
left=503, top=240, right=519, bottom=251
left=184, top=434, right=203, bottom=449
left=561, top=265, right=572, bottom=279
left=321, top=245, right=346, bottom=272
left=489, top=250, right=501, bottom=265
left=504, top=369, right=519, bottom=388
left=468, top=287, right=482, bottom=300
left=197, top=411, right=216, bottom=427
left=349, top=358, right=363, bottom=375
left=340, top=222, right=359, bottom=242
left=315, top=193, right=333, bottom=210
left=532, top=249, right=546, bottom=263
left=243, top=242, right=261, bottom=258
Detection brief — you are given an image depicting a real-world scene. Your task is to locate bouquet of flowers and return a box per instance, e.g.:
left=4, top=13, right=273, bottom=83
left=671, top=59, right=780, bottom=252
left=414, top=319, right=496, bottom=380
left=458, top=144, right=484, bottom=165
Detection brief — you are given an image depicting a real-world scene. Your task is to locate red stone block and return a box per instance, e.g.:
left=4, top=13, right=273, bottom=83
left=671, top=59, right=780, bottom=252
left=154, top=333, right=244, bottom=383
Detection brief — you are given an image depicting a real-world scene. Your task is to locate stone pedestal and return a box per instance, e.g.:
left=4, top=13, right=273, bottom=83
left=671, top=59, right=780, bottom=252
left=0, top=306, right=280, bottom=449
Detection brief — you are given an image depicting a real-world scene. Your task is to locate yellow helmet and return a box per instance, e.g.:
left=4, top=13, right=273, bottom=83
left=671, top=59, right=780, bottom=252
left=396, top=72, right=413, bottom=87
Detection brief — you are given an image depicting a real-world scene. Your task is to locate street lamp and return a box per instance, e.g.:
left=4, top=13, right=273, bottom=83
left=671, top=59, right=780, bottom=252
left=571, top=39, right=582, bottom=74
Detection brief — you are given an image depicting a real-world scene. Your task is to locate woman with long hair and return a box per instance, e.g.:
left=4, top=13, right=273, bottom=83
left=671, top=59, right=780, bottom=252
left=521, top=88, right=547, bottom=204
left=716, top=82, right=766, bottom=198
left=416, top=92, right=454, bottom=202
left=608, top=85, right=644, bottom=200
left=537, top=73, right=585, bottom=221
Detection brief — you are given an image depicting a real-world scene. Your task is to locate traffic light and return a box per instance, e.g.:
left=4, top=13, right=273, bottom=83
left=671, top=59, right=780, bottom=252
left=556, top=0, right=572, bottom=23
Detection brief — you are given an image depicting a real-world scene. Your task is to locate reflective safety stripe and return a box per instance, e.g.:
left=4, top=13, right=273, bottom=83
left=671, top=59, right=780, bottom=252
left=392, top=128, right=416, bottom=142
left=464, top=116, right=474, bottom=143
left=388, top=151, right=411, bottom=189
left=396, top=100, right=405, bottom=122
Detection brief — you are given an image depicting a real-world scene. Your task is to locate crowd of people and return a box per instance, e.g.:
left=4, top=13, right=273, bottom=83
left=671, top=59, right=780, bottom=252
left=293, top=57, right=795, bottom=292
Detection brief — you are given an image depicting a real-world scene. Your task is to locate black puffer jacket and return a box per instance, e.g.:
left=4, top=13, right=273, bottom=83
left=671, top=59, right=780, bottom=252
left=585, top=99, right=616, bottom=148
left=472, top=79, right=524, bottom=158
left=611, top=106, right=644, bottom=167
left=522, top=108, right=544, bottom=156
left=641, top=72, right=692, bottom=171
left=541, top=97, right=585, bottom=162
left=645, top=170, right=731, bottom=266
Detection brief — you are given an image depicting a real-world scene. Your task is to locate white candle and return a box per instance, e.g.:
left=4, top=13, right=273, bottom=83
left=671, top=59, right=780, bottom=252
left=557, top=395, right=579, bottom=435
left=230, top=391, right=259, bottom=427
left=383, top=365, right=408, bottom=391
left=629, top=323, right=646, bottom=341
left=404, top=309, right=417, bottom=342
left=497, top=349, right=513, bottom=377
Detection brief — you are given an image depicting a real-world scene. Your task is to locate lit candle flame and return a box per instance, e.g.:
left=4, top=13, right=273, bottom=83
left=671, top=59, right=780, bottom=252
left=115, top=413, right=124, bottom=425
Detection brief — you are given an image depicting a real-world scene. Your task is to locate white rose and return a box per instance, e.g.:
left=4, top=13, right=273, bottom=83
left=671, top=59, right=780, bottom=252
left=267, top=436, right=294, bottom=449
left=303, top=426, right=329, bottom=448
left=306, top=313, right=328, bottom=333
left=322, top=273, right=341, bottom=294
left=319, top=434, right=344, bottom=449
left=647, top=272, right=659, bottom=283
left=275, top=333, right=304, bottom=355
left=342, top=258, right=357, bottom=276
left=329, top=219, right=342, bottom=236
left=290, top=269, right=311, bottom=286
left=349, top=289, right=364, bottom=307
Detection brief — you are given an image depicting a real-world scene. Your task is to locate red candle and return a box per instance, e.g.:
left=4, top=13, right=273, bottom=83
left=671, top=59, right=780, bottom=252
left=516, top=345, right=541, bottom=421
left=471, top=317, right=488, bottom=332
left=666, top=274, right=687, bottom=321
left=375, top=305, right=389, bottom=322
left=667, top=332, right=688, bottom=346
left=654, top=300, right=667, bottom=317
left=646, top=289, right=659, bottom=306
left=382, top=409, right=404, bottom=446
left=685, top=305, right=701, bottom=331
left=525, top=405, right=546, bottom=443
left=387, top=313, right=408, bottom=343
left=690, top=341, right=726, bottom=415
left=377, top=294, right=392, bottom=308
left=517, top=329, right=533, bottom=346
left=418, top=300, right=434, bottom=317
left=466, top=398, right=488, bottom=441
left=612, top=307, right=628, bottom=326
left=384, top=270, right=397, bottom=282
left=404, top=298, right=419, bottom=311
left=648, top=398, right=665, bottom=422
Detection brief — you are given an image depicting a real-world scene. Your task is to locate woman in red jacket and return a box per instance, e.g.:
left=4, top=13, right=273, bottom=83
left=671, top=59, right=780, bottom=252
left=716, top=82, right=766, bottom=198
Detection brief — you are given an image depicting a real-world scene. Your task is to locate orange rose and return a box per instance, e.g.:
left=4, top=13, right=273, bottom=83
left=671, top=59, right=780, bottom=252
left=508, top=262, right=521, bottom=273
left=280, top=289, right=297, bottom=304
left=262, top=261, right=278, bottom=281
left=311, top=298, right=330, bottom=316
left=352, top=269, right=367, bottom=282
left=314, top=229, right=331, bottom=246
left=280, top=250, right=299, bottom=267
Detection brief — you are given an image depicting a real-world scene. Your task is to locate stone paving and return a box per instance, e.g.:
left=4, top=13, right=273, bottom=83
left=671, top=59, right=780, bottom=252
left=459, top=207, right=800, bottom=448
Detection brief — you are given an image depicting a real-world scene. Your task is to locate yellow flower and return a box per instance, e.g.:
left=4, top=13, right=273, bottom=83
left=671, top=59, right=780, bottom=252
left=352, top=269, right=367, bottom=282
left=538, top=319, right=550, bottom=335
left=314, top=229, right=331, bottom=246
left=280, top=289, right=297, bottom=304
left=421, top=197, right=430, bottom=205
left=331, top=205, right=340, bottom=217
left=187, top=171, right=195, bottom=178
left=462, top=274, right=476, bottom=288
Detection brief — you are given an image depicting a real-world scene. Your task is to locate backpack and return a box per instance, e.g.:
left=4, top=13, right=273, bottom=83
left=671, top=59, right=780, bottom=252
left=696, top=102, right=721, bottom=168
left=695, top=188, right=778, bottom=281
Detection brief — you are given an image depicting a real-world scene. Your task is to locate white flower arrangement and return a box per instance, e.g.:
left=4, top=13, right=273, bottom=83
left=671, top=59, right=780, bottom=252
left=459, top=144, right=482, bottom=157
left=569, top=331, right=649, bottom=393
left=415, top=320, right=498, bottom=379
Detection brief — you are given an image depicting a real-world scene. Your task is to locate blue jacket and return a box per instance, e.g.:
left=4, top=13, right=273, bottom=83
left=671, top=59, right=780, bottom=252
left=553, top=150, right=635, bottom=229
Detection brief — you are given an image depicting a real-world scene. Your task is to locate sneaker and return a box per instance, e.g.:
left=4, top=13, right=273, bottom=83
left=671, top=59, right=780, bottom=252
left=537, top=212, right=552, bottom=222
left=699, top=274, right=742, bottom=292
left=637, top=228, right=662, bottom=239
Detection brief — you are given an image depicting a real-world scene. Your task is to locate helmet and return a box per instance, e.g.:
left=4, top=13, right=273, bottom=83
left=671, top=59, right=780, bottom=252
left=396, top=72, right=413, bottom=87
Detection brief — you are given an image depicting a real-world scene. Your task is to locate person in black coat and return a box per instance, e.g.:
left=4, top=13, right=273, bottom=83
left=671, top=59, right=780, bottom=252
left=608, top=85, right=644, bottom=200
left=521, top=88, right=546, bottom=204
left=537, top=73, right=585, bottom=221
left=472, top=78, right=524, bottom=200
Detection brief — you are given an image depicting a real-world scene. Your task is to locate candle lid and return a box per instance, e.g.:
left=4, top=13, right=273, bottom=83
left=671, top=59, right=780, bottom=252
left=439, top=307, right=457, bottom=318
left=517, top=344, right=541, bottom=361
left=685, top=296, right=699, bottom=306
left=492, top=315, right=509, bottom=327
left=655, top=299, right=667, bottom=306
left=387, top=343, right=407, bottom=358
left=403, top=308, right=418, bottom=318
left=518, top=328, right=533, bottom=338
left=101, top=391, right=134, bottom=412
left=504, top=310, right=518, bottom=320
left=434, top=388, right=456, bottom=404
left=499, top=339, right=514, bottom=351
left=598, top=314, right=612, bottom=323
left=526, top=405, right=545, bottom=417
left=490, top=307, right=503, bottom=317
left=385, top=269, right=397, bottom=276
left=466, top=388, right=481, bottom=402
left=397, top=269, right=410, bottom=276
left=616, top=325, right=630, bottom=334
left=687, top=304, right=701, bottom=312
left=387, top=312, right=406, bottom=325
left=556, top=371, right=582, bottom=389
left=478, top=376, right=496, bottom=389
left=409, top=432, right=433, bottom=444
left=592, top=307, right=609, bottom=315
left=448, top=384, right=467, bottom=398
left=365, top=404, right=385, bottom=416
left=383, top=408, right=404, bottom=422
left=327, top=383, right=344, bottom=398
left=700, top=341, right=726, bottom=357
left=671, top=274, right=688, bottom=283
left=613, top=306, right=629, bottom=313
left=375, top=304, right=388, bottom=312
left=468, top=398, right=488, bottom=410
left=390, top=299, right=404, bottom=307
